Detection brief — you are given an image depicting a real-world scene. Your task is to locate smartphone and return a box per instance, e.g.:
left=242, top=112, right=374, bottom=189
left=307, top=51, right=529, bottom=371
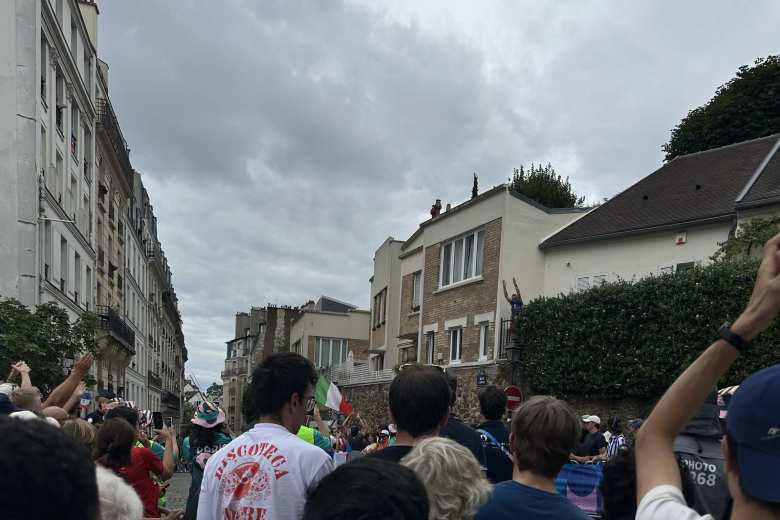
left=152, top=411, right=163, bottom=430
left=165, top=417, right=173, bottom=428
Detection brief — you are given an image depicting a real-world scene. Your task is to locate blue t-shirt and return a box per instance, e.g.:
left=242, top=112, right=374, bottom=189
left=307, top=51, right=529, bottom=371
left=476, top=481, right=588, bottom=520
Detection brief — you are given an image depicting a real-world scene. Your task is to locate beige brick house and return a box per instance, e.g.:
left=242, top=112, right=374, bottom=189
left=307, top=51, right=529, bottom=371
left=374, top=185, right=587, bottom=370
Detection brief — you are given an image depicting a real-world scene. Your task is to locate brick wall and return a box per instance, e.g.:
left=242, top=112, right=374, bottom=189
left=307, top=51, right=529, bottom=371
left=422, top=218, right=501, bottom=365
left=349, top=338, right=370, bottom=361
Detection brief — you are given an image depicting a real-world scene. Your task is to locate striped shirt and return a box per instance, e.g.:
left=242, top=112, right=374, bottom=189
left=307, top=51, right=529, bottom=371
left=607, top=433, right=626, bottom=459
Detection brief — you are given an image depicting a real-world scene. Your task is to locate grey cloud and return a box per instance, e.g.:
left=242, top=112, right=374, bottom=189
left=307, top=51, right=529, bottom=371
left=99, top=1, right=780, bottom=386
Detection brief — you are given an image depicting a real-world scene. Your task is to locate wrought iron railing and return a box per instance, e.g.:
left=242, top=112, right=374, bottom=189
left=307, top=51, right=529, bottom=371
left=96, top=305, right=135, bottom=352
left=96, top=98, right=133, bottom=190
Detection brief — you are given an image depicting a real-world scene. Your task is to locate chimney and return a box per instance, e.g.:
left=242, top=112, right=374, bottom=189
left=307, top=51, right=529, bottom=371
left=472, top=173, right=478, bottom=199
left=446, top=203, right=452, bottom=212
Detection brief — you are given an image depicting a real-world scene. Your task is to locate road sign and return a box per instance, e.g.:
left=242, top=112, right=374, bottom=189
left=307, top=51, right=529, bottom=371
left=504, top=385, right=523, bottom=411
left=476, top=367, right=488, bottom=387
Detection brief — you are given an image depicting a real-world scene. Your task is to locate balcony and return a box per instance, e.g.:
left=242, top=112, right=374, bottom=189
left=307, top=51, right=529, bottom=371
left=96, top=98, right=133, bottom=190
left=162, top=390, right=180, bottom=411
left=96, top=305, right=135, bottom=353
left=221, top=364, right=249, bottom=379
left=147, top=370, right=162, bottom=389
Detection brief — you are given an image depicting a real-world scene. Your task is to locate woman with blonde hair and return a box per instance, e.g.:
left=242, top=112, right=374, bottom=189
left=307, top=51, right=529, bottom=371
left=62, top=418, right=97, bottom=452
left=401, top=437, right=492, bottom=520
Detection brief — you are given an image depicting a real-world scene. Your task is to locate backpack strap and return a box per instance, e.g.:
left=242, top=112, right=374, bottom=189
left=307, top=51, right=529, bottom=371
left=477, top=428, right=512, bottom=459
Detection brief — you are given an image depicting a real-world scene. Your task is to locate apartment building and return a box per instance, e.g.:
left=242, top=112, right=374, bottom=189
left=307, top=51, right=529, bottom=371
left=290, top=296, right=370, bottom=369
left=223, top=305, right=301, bottom=433
left=0, top=0, right=186, bottom=415
left=0, top=0, right=97, bottom=318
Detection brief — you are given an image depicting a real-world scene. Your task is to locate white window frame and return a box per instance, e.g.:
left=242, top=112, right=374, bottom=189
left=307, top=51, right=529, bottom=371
left=449, top=327, right=463, bottom=363
left=439, top=229, right=485, bottom=288
left=659, top=265, right=674, bottom=275
left=315, top=337, right=348, bottom=369
left=425, top=332, right=435, bottom=365
left=411, top=271, right=421, bottom=310
left=576, top=276, right=590, bottom=292
left=373, top=288, right=386, bottom=328
left=479, top=322, right=490, bottom=360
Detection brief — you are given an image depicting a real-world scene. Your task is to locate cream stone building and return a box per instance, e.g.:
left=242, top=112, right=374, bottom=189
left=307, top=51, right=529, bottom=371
left=541, top=134, right=780, bottom=294
left=290, top=296, right=370, bottom=372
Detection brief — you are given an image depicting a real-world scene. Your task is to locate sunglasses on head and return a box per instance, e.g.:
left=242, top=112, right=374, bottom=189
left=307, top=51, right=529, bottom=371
left=398, top=363, right=445, bottom=373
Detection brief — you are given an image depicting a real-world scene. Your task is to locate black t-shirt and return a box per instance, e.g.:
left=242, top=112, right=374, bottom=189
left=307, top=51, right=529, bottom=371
left=577, top=431, right=607, bottom=456
left=368, top=445, right=414, bottom=463
left=86, top=410, right=104, bottom=425
left=477, top=420, right=513, bottom=483
left=348, top=434, right=367, bottom=452
left=441, top=415, right=487, bottom=467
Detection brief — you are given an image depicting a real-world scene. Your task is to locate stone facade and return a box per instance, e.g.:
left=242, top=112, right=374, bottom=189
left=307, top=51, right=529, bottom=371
left=422, top=218, right=501, bottom=365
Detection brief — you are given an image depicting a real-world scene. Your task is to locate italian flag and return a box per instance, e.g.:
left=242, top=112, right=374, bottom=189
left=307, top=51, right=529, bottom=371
left=315, top=374, right=353, bottom=415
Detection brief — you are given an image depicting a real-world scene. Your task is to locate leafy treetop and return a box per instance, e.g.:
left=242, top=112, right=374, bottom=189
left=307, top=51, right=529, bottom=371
left=663, top=55, right=780, bottom=161
left=510, top=163, right=585, bottom=208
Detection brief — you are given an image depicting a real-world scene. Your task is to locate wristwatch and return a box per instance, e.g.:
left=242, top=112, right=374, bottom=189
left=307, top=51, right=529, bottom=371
left=718, top=322, right=750, bottom=353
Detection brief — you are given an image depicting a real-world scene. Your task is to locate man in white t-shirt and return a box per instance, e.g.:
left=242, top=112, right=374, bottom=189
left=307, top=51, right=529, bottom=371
left=197, top=352, right=334, bottom=520
left=635, top=233, right=780, bottom=520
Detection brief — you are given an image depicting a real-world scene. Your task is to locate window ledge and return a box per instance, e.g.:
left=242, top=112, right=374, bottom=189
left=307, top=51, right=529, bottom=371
left=434, top=275, right=483, bottom=294
left=407, top=311, right=420, bottom=318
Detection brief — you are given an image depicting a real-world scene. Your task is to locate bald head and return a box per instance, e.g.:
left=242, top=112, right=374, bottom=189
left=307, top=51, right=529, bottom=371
left=42, top=406, right=70, bottom=425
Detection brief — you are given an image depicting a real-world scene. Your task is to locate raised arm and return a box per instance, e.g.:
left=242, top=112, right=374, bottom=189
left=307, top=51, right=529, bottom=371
left=43, top=354, right=93, bottom=408
left=636, top=233, right=780, bottom=502
left=63, top=381, right=87, bottom=413
left=312, top=406, right=330, bottom=440
left=156, top=425, right=178, bottom=481
left=512, top=278, right=521, bottom=298
left=502, top=280, right=511, bottom=303
left=11, top=362, right=33, bottom=390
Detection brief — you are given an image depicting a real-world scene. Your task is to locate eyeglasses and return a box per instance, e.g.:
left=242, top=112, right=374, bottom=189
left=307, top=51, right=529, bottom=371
left=398, top=363, right=445, bottom=373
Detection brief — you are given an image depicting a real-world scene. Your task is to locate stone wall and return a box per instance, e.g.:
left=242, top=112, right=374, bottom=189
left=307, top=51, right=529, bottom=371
left=342, top=360, right=653, bottom=432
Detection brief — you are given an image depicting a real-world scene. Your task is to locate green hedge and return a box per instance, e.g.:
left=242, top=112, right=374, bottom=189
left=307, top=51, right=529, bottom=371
left=517, top=259, right=779, bottom=400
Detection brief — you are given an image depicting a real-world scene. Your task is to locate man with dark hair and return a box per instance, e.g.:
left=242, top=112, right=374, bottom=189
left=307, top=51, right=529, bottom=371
left=198, top=352, right=333, bottom=520
left=86, top=395, right=109, bottom=425
left=476, top=395, right=589, bottom=519
left=370, top=364, right=450, bottom=463
left=476, top=385, right=512, bottom=483
left=441, top=372, right=485, bottom=467
left=636, top=233, right=780, bottom=519
left=303, top=456, right=429, bottom=520
left=0, top=417, right=99, bottom=520
left=600, top=445, right=638, bottom=520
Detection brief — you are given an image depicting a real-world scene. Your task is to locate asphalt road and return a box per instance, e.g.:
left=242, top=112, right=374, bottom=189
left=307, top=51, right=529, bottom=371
left=166, top=472, right=192, bottom=511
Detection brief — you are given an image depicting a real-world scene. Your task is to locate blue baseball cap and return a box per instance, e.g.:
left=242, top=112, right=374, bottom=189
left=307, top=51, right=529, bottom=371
left=727, top=363, right=780, bottom=503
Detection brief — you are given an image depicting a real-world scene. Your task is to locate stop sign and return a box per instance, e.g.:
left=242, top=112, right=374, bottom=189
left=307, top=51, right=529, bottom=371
left=504, top=385, right=523, bottom=412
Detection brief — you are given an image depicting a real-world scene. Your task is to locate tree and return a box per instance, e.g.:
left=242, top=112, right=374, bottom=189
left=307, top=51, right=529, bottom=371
left=711, top=217, right=780, bottom=262
left=0, top=298, right=96, bottom=395
left=510, top=163, right=585, bottom=208
left=206, top=382, right=223, bottom=400
left=663, top=55, right=780, bottom=161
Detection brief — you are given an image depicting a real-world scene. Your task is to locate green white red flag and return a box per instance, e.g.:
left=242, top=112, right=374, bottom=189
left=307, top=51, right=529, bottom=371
left=314, top=374, right=353, bottom=415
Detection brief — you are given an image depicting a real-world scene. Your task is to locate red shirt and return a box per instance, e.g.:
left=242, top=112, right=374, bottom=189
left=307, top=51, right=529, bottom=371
left=118, top=446, right=164, bottom=517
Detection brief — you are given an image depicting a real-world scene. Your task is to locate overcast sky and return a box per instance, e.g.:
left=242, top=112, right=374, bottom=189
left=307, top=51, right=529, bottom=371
left=98, top=1, right=779, bottom=388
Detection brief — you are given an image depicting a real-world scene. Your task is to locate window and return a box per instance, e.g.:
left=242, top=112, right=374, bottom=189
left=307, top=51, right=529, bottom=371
left=411, top=271, right=421, bottom=310
left=60, top=237, right=68, bottom=293
left=440, top=229, right=485, bottom=288
left=83, top=50, right=91, bottom=95
left=373, top=289, right=386, bottom=328
left=55, top=72, right=64, bottom=134
left=660, top=265, right=674, bottom=275
left=676, top=261, right=696, bottom=273
left=40, top=125, right=48, bottom=181
left=70, top=106, right=78, bottom=158
left=69, top=175, right=77, bottom=218
left=74, top=253, right=81, bottom=304
left=449, top=328, right=463, bottom=362
left=44, top=221, right=52, bottom=280
left=479, top=322, right=490, bottom=359
left=40, top=36, right=48, bottom=104
left=85, top=267, right=91, bottom=310
left=576, top=276, right=590, bottom=291
left=56, top=153, right=64, bottom=202
left=592, top=275, right=606, bottom=286
left=70, top=19, right=77, bottom=55
left=292, top=340, right=301, bottom=355
left=371, top=354, right=384, bottom=371
left=314, top=338, right=347, bottom=369
left=426, top=332, right=435, bottom=365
